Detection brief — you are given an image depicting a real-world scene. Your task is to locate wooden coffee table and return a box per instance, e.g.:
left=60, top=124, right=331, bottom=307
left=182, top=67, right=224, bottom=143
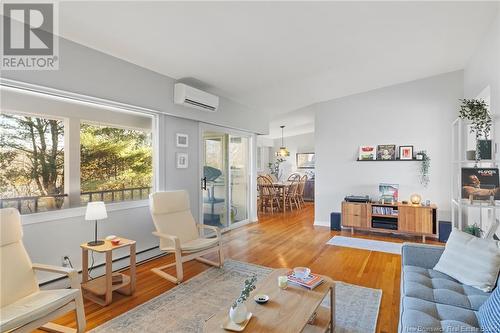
left=204, top=268, right=335, bottom=332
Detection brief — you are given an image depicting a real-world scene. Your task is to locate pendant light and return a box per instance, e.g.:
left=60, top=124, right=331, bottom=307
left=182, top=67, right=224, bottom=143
left=276, top=125, right=290, bottom=157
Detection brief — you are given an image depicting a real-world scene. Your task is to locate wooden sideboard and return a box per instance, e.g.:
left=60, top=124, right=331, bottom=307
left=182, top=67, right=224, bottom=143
left=341, top=201, right=437, bottom=241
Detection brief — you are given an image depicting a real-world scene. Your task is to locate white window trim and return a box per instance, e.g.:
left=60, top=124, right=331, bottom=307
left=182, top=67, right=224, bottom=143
left=1, top=80, right=158, bottom=225
left=21, top=199, right=149, bottom=226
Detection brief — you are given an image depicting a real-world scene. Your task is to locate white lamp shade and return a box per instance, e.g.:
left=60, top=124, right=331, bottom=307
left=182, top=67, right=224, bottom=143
left=85, top=201, right=108, bottom=221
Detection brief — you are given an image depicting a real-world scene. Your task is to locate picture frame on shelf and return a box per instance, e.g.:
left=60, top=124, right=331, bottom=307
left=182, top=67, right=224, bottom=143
left=399, top=145, right=414, bottom=160
left=379, top=183, right=399, bottom=203
left=358, top=146, right=376, bottom=160
left=176, top=152, right=188, bottom=169
left=176, top=133, right=189, bottom=148
left=461, top=168, right=500, bottom=200
left=377, top=144, right=396, bottom=160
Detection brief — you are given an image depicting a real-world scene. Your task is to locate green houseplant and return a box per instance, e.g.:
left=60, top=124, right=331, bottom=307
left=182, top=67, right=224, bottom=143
left=416, top=150, right=430, bottom=188
left=464, top=223, right=482, bottom=237
left=230, top=275, right=257, bottom=324
left=458, top=99, right=491, bottom=163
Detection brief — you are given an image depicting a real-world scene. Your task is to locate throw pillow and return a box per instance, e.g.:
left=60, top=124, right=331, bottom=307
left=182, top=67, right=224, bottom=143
left=434, top=228, right=500, bottom=292
left=478, top=285, right=500, bottom=331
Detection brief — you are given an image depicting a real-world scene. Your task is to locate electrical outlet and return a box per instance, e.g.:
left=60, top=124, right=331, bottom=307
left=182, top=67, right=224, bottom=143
left=61, top=256, right=70, bottom=267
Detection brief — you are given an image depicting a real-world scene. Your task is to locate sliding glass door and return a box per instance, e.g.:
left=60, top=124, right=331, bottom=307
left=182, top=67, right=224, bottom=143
left=200, top=126, right=251, bottom=230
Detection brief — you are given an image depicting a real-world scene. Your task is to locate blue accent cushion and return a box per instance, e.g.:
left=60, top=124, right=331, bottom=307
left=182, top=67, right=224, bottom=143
left=478, top=287, right=500, bottom=331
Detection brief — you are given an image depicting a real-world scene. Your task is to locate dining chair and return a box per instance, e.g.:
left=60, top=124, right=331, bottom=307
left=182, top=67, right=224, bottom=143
left=297, top=174, right=308, bottom=208
left=257, top=176, right=281, bottom=213
left=149, top=190, right=223, bottom=284
left=287, top=173, right=301, bottom=181
left=285, top=178, right=300, bottom=211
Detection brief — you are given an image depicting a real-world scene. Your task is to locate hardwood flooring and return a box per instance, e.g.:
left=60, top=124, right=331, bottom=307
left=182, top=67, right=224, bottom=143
left=47, top=203, right=441, bottom=333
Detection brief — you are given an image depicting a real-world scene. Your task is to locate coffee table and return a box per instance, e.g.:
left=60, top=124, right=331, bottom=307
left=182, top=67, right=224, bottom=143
left=204, top=268, right=335, bottom=332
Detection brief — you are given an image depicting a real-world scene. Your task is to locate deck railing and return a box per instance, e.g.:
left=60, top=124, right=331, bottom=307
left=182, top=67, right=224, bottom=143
left=1, top=187, right=152, bottom=214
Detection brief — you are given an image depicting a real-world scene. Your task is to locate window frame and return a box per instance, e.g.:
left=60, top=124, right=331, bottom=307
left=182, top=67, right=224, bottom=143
left=1, top=81, right=159, bottom=225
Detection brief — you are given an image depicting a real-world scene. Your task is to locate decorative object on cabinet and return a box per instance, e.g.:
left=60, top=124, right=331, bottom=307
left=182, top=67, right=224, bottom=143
left=358, top=146, right=376, bottom=160
left=296, top=152, right=315, bottom=169
left=376, top=144, right=396, bottom=160
left=379, top=183, right=399, bottom=203
left=176, top=152, right=188, bottom=168
left=176, top=133, right=189, bottom=147
left=410, top=193, right=422, bottom=205
left=399, top=145, right=414, bottom=160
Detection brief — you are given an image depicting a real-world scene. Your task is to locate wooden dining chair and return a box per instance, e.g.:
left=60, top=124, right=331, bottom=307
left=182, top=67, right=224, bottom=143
left=257, top=176, right=281, bottom=213
left=297, top=174, right=308, bottom=208
left=287, top=173, right=301, bottom=181
left=285, top=178, right=300, bottom=211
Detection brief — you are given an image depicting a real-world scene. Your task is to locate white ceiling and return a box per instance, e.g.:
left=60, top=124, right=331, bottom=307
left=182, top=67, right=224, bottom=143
left=58, top=1, right=498, bottom=137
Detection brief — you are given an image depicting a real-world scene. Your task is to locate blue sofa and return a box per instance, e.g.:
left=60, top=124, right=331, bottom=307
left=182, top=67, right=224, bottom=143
left=399, top=243, right=499, bottom=332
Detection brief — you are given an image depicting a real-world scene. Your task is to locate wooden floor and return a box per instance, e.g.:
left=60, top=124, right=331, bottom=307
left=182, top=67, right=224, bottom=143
left=49, top=203, right=441, bottom=333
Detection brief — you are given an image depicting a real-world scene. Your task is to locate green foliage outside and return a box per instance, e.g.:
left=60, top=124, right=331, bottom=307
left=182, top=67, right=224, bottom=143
left=80, top=123, right=152, bottom=194
left=0, top=113, right=152, bottom=206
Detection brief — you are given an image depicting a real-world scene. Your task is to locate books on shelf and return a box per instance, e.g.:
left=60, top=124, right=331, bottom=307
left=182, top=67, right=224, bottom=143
left=287, top=272, right=324, bottom=290
left=372, top=206, right=398, bottom=216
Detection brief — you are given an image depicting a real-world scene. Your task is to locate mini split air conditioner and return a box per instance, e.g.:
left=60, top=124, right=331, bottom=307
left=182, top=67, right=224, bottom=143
left=174, top=83, right=219, bottom=112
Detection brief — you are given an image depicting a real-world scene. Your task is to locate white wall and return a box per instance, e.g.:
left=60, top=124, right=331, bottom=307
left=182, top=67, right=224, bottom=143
left=271, top=132, right=315, bottom=175
left=314, top=71, right=463, bottom=226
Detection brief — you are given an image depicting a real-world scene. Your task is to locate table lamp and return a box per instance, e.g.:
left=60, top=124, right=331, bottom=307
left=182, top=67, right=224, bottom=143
left=85, top=201, right=107, bottom=246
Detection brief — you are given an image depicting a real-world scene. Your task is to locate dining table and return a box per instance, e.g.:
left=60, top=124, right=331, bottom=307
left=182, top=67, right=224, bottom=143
left=260, top=181, right=291, bottom=212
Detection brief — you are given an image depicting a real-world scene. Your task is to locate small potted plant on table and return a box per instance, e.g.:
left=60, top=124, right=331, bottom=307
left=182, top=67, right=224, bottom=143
left=230, top=275, right=257, bottom=324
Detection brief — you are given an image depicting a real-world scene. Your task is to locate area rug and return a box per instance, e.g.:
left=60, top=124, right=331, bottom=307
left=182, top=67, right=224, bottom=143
left=327, top=235, right=402, bottom=255
left=90, top=260, right=381, bottom=333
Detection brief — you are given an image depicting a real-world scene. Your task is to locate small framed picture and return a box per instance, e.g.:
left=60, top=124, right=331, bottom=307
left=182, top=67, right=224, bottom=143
left=358, top=146, right=376, bottom=160
left=176, top=153, right=188, bottom=168
left=377, top=144, right=396, bottom=160
left=399, top=145, right=414, bottom=160
left=176, top=133, right=189, bottom=148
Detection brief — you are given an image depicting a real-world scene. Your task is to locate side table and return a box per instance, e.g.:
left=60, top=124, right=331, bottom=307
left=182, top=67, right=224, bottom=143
left=80, top=237, right=136, bottom=306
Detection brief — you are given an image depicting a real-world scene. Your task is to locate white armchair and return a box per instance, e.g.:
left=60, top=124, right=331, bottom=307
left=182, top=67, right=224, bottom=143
left=0, top=208, right=86, bottom=333
left=149, top=190, right=224, bottom=284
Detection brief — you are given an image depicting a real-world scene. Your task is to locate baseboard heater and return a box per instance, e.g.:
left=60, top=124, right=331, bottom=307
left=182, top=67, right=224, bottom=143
left=372, top=219, right=398, bottom=230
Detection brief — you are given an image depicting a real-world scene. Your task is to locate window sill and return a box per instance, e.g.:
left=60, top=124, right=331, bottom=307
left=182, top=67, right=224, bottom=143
left=21, top=200, right=149, bottom=226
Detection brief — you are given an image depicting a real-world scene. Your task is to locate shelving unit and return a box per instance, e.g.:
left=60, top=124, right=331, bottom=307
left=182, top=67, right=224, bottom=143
left=451, top=117, right=499, bottom=234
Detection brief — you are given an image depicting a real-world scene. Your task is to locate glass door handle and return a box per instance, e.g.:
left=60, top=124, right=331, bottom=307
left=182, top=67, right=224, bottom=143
left=201, top=177, right=207, bottom=190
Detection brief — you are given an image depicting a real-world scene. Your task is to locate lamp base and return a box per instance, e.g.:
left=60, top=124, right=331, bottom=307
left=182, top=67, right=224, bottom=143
left=87, top=240, right=105, bottom=246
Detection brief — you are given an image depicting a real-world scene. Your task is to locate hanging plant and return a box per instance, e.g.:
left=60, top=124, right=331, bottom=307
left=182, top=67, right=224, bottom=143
left=458, top=99, right=491, bottom=163
left=416, top=150, right=430, bottom=187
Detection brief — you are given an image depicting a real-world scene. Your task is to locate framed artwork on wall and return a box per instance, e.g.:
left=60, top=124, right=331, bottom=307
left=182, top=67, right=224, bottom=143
left=377, top=144, right=396, bottom=160
left=176, top=133, right=189, bottom=148
left=399, top=145, right=414, bottom=160
left=358, top=146, right=376, bottom=160
left=296, top=153, right=315, bottom=169
left=176, top=152, right=188, bottom=169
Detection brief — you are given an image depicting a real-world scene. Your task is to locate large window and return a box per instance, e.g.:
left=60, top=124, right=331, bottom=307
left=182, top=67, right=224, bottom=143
left=80, top=123, right=152, bottom=204
left=0, top=112, right=65, bottom=213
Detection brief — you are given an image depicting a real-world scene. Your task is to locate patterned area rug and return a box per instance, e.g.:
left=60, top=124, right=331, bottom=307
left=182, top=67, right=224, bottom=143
left=91, top=260, right=381, bottom=333
left=327, top=236, right=403, bottom=255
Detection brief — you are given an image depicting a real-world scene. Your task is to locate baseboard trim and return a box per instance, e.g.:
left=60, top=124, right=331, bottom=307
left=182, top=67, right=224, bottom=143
left=314, top=220, right=330, bottom=227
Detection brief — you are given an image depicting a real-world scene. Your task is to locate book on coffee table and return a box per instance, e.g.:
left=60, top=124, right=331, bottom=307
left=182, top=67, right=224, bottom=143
left=287, top=272, right=324, bottom=290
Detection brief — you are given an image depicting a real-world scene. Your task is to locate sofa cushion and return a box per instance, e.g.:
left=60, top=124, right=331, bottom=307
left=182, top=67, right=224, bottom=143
left=400, top=296, right=480, bottom=333
left=434, top=229, right=500, bottom=292
left=403, top=265, right=490, bottom=310
left=478, top=285, right=500, bottom=331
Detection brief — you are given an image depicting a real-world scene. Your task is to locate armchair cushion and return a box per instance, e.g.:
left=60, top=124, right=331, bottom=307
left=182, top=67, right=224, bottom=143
left=150, top=191, right=190, bottom=215
left=180, top=237, right=219, bottom=252
left=0, top=289, right=79, bottom=332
